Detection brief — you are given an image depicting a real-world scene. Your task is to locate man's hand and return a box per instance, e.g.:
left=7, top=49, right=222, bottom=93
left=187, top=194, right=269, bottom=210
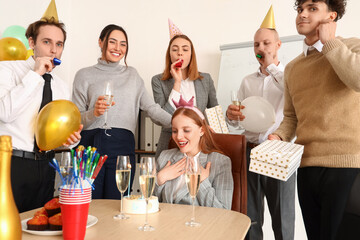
left=63, top=124, right=83, bottom=147
left=318, top=19, right=336, bottom=44
left=268, top=134, right=281, bottom=140
left=226, top=104, right=245, bottom=121
left=34, top=56, right=55, bottom=75
left=157, top=158, right=186, bottom=186
left=94, top=96, right=115, bottom=117
left=257, top=51, right=275, bottom=70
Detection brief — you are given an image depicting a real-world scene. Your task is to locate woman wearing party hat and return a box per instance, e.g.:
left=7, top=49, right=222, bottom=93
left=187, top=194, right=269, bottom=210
left=151, top=19, right=218, bottom=159
left=72, top=24, right=171, bottom=200
left=154, top=96, right=233, bottom=209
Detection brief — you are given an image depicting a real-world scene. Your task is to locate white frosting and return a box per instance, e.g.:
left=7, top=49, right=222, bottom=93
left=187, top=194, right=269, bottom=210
left=123, top=195, right=159, bottom=214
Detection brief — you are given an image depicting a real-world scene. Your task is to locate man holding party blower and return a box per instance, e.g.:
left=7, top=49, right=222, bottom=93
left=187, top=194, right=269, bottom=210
left=226, top=6, right=295, bottom=240
left=0, top=1, right=82, bottom=213
left=269, top=0, right=360, bottom=239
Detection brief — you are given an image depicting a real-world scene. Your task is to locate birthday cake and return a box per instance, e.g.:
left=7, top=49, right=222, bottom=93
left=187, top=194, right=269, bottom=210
left=123, top=195, right=159, bottom=214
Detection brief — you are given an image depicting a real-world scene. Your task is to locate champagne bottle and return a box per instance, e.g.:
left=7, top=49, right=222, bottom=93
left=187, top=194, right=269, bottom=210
left=0, top=136, right=21, bottom=240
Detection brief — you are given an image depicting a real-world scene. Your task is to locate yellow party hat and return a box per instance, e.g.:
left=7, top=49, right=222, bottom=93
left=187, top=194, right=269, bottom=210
left=260, top=5, right=276, bottom=29
left=168, top=19, right=183, bottom=39
left=41, top=0, right=59, bottom=22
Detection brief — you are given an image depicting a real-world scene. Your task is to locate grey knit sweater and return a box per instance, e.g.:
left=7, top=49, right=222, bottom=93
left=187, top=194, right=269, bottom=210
left=72, top=59, right=171, bottom=134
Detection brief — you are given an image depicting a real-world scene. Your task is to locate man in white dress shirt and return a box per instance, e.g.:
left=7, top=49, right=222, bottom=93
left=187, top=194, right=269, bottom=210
left=0, top=18, right=82, bottom=212
left=226, top=28, right=295, bottom=240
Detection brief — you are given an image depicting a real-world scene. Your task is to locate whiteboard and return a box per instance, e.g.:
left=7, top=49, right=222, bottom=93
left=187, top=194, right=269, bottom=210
left=217, top=35, right=304, bottom=111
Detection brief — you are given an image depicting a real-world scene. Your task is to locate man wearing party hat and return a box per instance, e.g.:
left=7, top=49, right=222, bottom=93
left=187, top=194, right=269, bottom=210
left=226, top=6, right=295, bottom=240
left=269, top=0, right=360, bottom=239
left=0, top=0, right=82, bottom=213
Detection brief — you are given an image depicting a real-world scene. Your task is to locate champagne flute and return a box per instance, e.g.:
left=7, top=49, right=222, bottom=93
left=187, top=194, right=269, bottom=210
left=185, top=155, right=201, bottom=227
left=101, top=81, right=113, bottom=136
left=138, top=157, right=156, bottom=231
left=59, top=151, right=72, bottom=184
left=114, top=156, right=131, bottom=220
left=230, top=90, right=244, bottom=130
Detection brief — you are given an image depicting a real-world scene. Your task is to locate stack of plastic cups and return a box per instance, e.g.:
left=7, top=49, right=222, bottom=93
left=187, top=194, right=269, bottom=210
left=59, top=183, right=92, bottom=240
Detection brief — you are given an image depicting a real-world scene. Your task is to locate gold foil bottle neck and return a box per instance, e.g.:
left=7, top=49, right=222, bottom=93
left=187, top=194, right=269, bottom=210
left=0, top=136, right=12, bottom=152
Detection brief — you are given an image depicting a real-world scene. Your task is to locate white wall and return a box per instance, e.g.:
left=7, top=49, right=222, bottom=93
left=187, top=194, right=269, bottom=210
left=2, top=0, right=358, bottom=92
left=1, top=1, right=359, bottom=239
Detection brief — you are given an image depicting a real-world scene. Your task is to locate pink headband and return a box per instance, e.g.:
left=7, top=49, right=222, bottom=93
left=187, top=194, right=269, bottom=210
left=172, top=96, right=205, bottom=120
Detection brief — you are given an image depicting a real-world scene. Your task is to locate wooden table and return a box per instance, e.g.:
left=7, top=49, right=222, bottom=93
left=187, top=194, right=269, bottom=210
left=21, top=200, right=250, bottom=240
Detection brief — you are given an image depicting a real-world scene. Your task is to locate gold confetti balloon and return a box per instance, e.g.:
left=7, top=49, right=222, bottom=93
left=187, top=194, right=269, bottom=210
left=35, top=100, right=81, bottom=151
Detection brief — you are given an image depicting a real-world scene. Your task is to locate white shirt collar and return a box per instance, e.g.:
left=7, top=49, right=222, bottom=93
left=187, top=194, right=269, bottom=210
left=184, top=151, right=201, bottom=159
left=303, top=40, right=323, bottom=56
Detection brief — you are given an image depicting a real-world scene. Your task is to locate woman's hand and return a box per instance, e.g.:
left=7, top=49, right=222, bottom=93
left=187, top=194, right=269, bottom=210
left=170, top=59, right=184, bottom=92
left=93, top=96, right=115, bottom=117
left=157, top=157, right=186, bottom=186
left=200, top=162, right=211, bottom=183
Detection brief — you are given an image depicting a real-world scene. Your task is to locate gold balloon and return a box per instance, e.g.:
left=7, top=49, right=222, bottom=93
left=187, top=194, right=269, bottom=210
left=26, top=49, right=34, bottom=60
left=35, top=100, right=81, bottom=151
left=0, top=37, right=27, bottom=61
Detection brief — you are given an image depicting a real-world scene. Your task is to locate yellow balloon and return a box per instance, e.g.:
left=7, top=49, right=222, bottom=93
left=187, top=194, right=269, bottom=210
left=0, top=37, right=27, bottom=61
left=35, top=100, right=81, bottom=151
left=26, top=49, right=34, bottom=60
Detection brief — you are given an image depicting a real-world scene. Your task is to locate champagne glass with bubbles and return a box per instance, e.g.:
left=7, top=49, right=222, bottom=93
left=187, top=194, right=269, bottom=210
left=114, top=156, right=131, bottom=220
left=138, top=157, right=156, bottom=231
left=101, top=81, right=113, bottom=136
left=230, top=90, right=244, bottom=130
left=185, top=155, right=201, bottom=227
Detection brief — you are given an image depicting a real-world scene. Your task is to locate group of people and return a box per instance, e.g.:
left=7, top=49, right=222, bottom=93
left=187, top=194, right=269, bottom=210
left=1, top=0, right=359, bottom=239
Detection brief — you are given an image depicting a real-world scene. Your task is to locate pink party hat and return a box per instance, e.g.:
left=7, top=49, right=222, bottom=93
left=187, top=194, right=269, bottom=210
left=172, top=96, right=205, bottom=120
left=168, top=19, right=183, bottom=39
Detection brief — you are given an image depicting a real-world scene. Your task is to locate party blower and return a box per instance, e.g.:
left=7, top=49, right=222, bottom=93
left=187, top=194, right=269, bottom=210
left=49, top=145, right=108, bottom=240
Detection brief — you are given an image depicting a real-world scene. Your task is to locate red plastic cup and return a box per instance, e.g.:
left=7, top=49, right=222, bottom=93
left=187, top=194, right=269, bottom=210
left=60, top=186, right=92, bottom=240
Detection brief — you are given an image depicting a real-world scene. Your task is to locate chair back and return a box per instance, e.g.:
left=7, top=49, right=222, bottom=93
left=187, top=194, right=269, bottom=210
left=168, top=133, right=247, bottom=214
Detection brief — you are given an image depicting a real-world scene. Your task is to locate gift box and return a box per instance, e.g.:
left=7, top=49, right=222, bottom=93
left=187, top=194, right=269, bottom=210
left=205, top=105, right=229, bottom=134
left=249, top=140, right=304, bottom=181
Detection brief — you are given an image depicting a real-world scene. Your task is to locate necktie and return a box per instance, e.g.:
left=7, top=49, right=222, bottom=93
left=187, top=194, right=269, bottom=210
left=39, top=73, right=53, bottom=110
left=34, top=74, right=53, bottom=155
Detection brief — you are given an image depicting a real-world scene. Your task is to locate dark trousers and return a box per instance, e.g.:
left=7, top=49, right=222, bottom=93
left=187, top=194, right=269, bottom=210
left=79, top=128, right=135, bottom=199
left=298, top=167, right=360, bottom=240
left=336, top=172, right=360, bottom=239
left=10, top=156, right=55, bottom=213
left=246, top=145, right=295, bottom=240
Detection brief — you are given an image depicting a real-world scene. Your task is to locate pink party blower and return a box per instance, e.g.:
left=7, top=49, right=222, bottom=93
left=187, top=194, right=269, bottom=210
left=60, top=186, right=92, bottom=240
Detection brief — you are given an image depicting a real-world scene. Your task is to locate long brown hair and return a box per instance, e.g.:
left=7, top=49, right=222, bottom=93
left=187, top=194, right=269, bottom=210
left=161, top=35, right=203, bottom=81
left=99, top=24, right=128, bottom=66
left=172, top=107, right=222, bottom=154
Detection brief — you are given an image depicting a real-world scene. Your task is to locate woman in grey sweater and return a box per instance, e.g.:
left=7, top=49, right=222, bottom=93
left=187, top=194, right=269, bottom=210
left=72, top=24, right=171, bottom=199
left=152, top=35, right=218, bottom=159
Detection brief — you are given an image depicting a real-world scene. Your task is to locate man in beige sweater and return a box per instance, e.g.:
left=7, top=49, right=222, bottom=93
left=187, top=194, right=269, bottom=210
left=269, top=0, right=360, bottom=239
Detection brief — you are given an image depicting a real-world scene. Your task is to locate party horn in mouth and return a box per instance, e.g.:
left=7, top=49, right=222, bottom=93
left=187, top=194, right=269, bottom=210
left=53, top=58, right=61, bottom=66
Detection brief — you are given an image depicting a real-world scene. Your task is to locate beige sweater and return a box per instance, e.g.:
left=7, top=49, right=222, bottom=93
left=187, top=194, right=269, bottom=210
left=274, top=37, right=360, bottom=168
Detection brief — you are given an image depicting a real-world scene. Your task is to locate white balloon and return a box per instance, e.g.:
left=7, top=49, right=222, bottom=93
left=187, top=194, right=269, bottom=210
left=241, top=96, right=276, bottom=133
